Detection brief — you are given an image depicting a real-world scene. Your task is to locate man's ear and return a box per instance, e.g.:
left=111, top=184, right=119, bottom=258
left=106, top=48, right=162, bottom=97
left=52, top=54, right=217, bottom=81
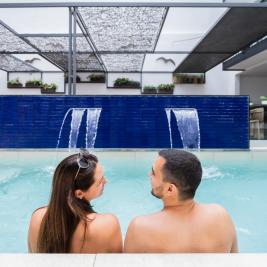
left=74, top=189, right=84, bottom=200
left=167, top=183, right=179, bottom=196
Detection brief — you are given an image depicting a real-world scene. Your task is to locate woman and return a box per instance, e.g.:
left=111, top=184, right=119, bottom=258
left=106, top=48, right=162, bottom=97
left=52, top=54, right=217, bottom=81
left=28, top=149, right=122, bottom=253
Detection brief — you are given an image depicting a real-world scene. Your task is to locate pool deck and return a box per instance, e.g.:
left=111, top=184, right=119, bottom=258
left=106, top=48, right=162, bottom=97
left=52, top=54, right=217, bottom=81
left=1, top=254, right=267, bottom=267
left=1, top=146, right=267, bottom=165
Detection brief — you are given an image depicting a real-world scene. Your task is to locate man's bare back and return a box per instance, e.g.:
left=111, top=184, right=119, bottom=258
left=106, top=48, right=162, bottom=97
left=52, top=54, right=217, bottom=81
left=124, top=202, right=237, bottom=253
left=124, top=150, right=238, bottom=253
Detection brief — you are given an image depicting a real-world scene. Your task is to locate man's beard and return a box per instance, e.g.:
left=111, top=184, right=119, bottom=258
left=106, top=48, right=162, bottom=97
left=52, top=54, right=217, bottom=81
left=151, top=186, right=163, bottom=199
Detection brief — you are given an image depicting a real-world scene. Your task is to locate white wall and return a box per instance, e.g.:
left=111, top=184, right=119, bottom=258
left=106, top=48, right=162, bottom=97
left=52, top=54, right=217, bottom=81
left=42, top=73, right=65, bottom=93
left=142, top=73, right=173, bottom=87
left=0, top=71, right=65, bottom=94
left=0, top=70, right=42, bottom=95
left=173, top=64, right=239, bottom=95
left=76, top=83, right=140, bottom=95
left=240, top=75, right=267, bottom=104
left=9, top=72, right=42, bottom=85
left=1, top=65, right=240, bottom=96
left=142, top=64, right=239, bottom=95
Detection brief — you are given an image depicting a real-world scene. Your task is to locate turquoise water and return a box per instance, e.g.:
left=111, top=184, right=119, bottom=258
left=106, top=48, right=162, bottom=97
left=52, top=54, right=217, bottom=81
left=0, top=152, right=266, bottom=253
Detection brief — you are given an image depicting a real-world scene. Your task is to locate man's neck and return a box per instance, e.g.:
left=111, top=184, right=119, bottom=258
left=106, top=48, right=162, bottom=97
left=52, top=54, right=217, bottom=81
left=162, top=198, right=196, bottom=212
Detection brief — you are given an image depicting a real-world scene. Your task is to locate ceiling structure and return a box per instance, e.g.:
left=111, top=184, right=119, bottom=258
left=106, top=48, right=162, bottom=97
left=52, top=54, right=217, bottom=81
left=0, top=2, right=266, bottom=74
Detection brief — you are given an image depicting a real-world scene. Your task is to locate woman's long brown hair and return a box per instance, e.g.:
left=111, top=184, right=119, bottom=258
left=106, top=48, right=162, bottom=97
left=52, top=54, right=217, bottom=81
left=37, top=153, right=98, bottom=253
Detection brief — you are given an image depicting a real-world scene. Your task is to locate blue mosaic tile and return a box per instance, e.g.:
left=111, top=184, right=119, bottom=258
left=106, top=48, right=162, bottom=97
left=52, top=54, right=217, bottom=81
left=0, top=96, right=249, bottom=149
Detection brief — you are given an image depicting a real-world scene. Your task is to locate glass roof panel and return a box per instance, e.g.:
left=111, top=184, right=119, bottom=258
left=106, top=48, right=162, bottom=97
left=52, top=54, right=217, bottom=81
left=0, top=8, right=70, bottom=34
left=78, top=7, right=166, bottom=71
left=14, top=54, right=62, bottom=71
left=26, top=36, right=93, bottom=52
left=100, top=54, right=145, bottom=72
left=78, top=7, right=166, bottom=52
left=156, top=7, right=228, bottom=52
left=44, top=52, right=104, bottom=71
left=0, top=23, right=37, bottom=53
left=0, top=54, right=40, bottom=72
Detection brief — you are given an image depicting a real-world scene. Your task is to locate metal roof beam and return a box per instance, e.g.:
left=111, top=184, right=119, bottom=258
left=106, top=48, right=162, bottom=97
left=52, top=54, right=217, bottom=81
left=0, top=2, right=266, bottom=8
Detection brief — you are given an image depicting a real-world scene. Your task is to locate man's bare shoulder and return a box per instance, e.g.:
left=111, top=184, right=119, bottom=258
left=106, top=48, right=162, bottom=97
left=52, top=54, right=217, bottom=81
left=198, top=203, right=236, bottom=235
left=128, top=212, right=161, bottom=229
left=125, top=212, right=162, bottom=242
left=198, top=203, right=231, bottom=221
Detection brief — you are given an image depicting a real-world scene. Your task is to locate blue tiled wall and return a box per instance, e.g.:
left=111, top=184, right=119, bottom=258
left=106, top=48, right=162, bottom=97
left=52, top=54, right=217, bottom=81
left=0, top=96, right=249, bottom=149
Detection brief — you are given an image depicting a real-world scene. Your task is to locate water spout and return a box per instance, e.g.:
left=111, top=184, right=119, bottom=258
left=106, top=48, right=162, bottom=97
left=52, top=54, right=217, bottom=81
left=56, top=108, right=73, bottom=149
left=56, top=107, right=102, bottom=150
left=165, top=108, right=200, bottom=149
left=69, top=108, right=86, bottom=149
left=86, top=108, right=102, bottom=148
left=165, top=108, right=173, bottom=148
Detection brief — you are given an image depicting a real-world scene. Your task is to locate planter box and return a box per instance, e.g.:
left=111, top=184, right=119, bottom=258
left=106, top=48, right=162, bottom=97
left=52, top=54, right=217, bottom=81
left=158, top=89, right=174, bottom=95
left=7, top=84, right=23, bottom=88
left=41, top=89, right=56, bottom=94
left=65, top=81, right=105, bottom=84
left=90, top=78, right=105, bottom=83
left=112, top=85, right=141, bottom=89
left=142, top=89, right=157, bottom=94
left=25, top=84, right=41, bottom=88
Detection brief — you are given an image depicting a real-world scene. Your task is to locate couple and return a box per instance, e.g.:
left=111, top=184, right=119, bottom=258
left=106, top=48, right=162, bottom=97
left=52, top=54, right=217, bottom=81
left=28, top=149, right=238, bottom=253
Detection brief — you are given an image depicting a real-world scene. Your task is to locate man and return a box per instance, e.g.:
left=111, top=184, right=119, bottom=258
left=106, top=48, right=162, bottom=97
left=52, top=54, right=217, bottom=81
left=124, top=149, right=238, bottom=253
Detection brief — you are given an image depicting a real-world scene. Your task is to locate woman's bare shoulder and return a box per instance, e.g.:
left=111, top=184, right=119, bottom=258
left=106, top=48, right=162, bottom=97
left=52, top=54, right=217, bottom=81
left=88, top=213, right=120, bottom=236
left=28, top=207, right=47, bottom=253
left=31, top=207, right=47, bottom=223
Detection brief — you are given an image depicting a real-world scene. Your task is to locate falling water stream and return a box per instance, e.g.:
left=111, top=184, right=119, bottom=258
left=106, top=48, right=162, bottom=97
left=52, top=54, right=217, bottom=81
left=165, top=108, right=200, bottom=149
left=56, top=108, right=102, bottom=149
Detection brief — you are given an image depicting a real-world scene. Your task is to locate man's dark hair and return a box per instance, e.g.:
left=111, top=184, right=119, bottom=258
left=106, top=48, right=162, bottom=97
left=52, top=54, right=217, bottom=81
left=159, top=149, right=202, bottom=200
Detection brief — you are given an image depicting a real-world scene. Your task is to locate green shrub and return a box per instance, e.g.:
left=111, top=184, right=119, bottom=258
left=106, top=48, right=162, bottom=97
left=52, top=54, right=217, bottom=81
left=158, top=83, right=175, bottom=90
left=65, top=74, right=81, bottom=83
left=87, top=74, right=105, bottom=82
left=114, top=78, right=140, bottom=87
left=40, top=83, right=57, bottom=91
left=8, top=78, right=23, bottom=87
left=25, top=79, right=42, bottom=87
left=143, top=86, right=157, bottom=93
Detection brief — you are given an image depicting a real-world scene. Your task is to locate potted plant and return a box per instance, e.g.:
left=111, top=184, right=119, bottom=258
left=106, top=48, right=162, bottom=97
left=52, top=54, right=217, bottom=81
left=25, top=79, right=42, bottom=88
left=260, top=96, right=267, bottom=105
left=65, top=74, right=81, bottom=83
left=142, top=86, right=157, bottom=94
left=157, top=83, right=174, bottom=94
left=7, top=78, right=23, bottom=88
left=87, top=74, right=105, bottom=83
left=114, top=78, right=140, bottom=88
left=197, top=74, right=205, bottom=84
left=173, top=74, right=183, bottom=84
left=40, top=83, right=57, bottom=94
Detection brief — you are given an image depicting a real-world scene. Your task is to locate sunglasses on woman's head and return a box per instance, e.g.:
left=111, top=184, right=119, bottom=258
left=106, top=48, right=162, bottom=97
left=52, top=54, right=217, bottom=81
left=74, top=148, right=95, bottom=181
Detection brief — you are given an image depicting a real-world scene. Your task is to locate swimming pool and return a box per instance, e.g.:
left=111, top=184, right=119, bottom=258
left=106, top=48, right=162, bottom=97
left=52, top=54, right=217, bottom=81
left=0, top=150, right=266, bottom=253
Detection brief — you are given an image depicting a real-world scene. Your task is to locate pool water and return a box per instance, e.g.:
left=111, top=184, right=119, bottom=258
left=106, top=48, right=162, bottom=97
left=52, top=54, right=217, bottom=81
left=0, top=151, right=266, bottom=253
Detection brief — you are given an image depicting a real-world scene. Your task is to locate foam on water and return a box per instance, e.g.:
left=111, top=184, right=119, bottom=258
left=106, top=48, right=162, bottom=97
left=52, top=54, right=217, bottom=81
left=202, top=166, right=224, bottom=180
left=0, top=168, right=21, bottom=185
left=237, top=227, right=252, bottom=235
